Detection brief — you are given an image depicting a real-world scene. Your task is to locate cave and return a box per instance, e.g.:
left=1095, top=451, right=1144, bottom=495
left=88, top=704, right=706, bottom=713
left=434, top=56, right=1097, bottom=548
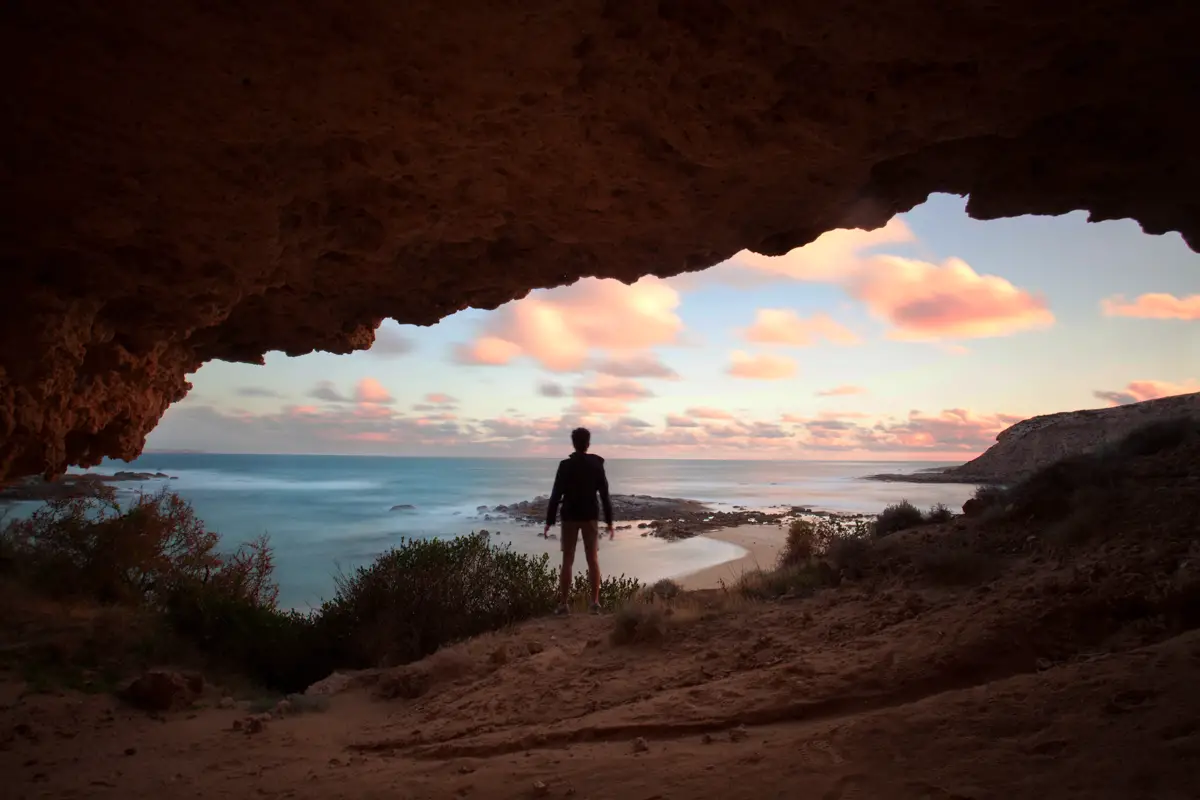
left=2, top=0, right=1198, bottom=482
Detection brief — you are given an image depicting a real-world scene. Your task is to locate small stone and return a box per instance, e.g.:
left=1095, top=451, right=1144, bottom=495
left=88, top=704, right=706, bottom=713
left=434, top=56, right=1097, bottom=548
left=231, top=719, right=243, bottom=731
left=218, top=696, right=235, bottom=710
left=124, top=747, right=136, bottom=756
left=532, top=779, right=549, bottom=796
left=490, top=646, right=508, bottom=665
left=632, top=737, right=649, bottom=753
left=729, top=726, right=749, bottom=742
left=701, top=733, right=714, bottom=744
left=244, top=716, right=265, bottom=735
left=527, top=640, right=545, bottom=655
left=274, top=699, right=292, bottom=717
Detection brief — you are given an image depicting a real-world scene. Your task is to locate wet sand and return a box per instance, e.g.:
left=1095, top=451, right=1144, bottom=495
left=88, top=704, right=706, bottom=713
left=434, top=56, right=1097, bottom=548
left=675, top=523, right=786, bottom=589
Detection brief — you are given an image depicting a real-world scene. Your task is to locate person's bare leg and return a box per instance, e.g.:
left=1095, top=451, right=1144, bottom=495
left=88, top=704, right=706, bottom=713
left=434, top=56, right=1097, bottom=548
left=585, top=542, right=601, bottom=606
left=559, top=549, right=574, bottom=607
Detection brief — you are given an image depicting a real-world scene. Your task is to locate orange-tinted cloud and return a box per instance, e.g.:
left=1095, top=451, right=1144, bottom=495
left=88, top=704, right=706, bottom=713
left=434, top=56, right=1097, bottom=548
left=727, top=350, right=798, bottom=380
left=354, top=378, right=395, bottom=405
left=850, top=256, right=1054, bottom=341
left=799, top=408, right=1022, bottom=453
left=815, top=385, right=867, bottom=397
left=1101, top=293, right=1200, bottom=320
left=741, top=310, right=860, bottom=346
left=369, top=321, right=415, bottom=357
left=456, top=276, right=682, bottom=371
left=1093, top=379, right=1200, bottom=406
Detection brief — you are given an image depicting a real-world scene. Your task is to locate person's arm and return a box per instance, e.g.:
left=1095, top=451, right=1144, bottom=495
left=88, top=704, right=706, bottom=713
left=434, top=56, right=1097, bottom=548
left=544, top=462, right=565, bottom=532
left=598, top=460, right=614, bottom=533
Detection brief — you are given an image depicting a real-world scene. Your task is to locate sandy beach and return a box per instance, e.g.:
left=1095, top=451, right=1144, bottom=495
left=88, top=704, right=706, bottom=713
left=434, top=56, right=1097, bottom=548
left=675, top=523, right=786, bottom=589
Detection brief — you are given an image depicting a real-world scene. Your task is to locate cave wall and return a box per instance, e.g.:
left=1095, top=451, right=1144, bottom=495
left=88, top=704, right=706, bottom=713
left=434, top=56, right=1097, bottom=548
left=2, top=0, right=1198, bottom=480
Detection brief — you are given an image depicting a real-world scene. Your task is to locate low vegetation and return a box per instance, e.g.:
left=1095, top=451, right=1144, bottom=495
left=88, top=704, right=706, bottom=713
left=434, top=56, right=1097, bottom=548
left=0, top=487, right=641, bottom=694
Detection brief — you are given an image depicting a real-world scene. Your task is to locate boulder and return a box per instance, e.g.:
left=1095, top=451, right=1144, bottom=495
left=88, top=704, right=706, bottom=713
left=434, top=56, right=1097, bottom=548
left=119, top=669, right=204, bottom=712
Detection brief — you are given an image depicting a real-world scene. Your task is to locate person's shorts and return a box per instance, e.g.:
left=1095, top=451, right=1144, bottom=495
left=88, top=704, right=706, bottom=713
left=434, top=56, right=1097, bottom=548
left=560, top=519, right=599, bottom=557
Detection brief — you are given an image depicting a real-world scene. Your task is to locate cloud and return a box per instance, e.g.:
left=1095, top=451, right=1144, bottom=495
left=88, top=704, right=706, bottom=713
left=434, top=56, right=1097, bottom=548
left=354, top=378, right=395, bottom=405
left=681, top=216, right=1052, bottom=343
left=538, top=381, right=566, bottom=398
left=696, top=216, right=917, bottom=286
left=454, top=336, right=523, bottom=366
left=727, top=350, right=798, bottom=380
left=741, top=310, right=860, bottom=346
left=569, top=376, right=654, bottom=416
left=816, top=385, right=867, bottom=397
left=235, top=386, right=283, bottom=398
left=1093, top=379, right=1200, bottom=406
left=850, top=256, right=1054, bottom=341
left=573, top=377, right=654, bottom=400
left=1101, top=293, right=1200, bottom=321
left=592, top=353, right=680, bottom=380
left=369, top=322, right=416, bottom=357
left=412, top=392, right=458, bottom=411
left=309, top=380, right=350, bottom=403
left=686, top=407, right=736, bottom=420
left=665, top=414, right=700, bottom=428
left=456, top=276, right=683, bottom=371
left=798, top=408, right=1022, bottom=453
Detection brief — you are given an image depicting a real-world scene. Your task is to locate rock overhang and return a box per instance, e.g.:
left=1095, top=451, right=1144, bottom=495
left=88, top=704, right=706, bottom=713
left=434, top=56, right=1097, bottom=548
left=1, top=0, right=1198, bottom=481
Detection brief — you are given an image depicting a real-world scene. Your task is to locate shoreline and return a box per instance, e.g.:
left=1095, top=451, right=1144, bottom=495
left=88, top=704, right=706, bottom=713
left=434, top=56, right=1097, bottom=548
left=673, top=524, right=786, bottom=590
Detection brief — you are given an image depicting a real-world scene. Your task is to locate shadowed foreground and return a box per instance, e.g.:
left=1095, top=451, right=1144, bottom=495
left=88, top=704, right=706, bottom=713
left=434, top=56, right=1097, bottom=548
left=4, top=431, right=1200, bottom=799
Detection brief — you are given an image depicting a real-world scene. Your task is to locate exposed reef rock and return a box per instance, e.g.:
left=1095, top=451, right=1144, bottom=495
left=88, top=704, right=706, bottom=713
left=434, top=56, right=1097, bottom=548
left=3, top=2, right=1199, bottom=481
left=0, top=471, right=175, bottom=502
left=867, top=392, right=1200, bottom=485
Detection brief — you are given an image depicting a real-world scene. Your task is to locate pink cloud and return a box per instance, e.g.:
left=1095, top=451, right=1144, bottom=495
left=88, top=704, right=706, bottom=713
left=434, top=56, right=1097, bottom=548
left=425, top=393, right=457, bottom=405
left=815, top=385, right=867, bottom=397
left=741, top=309, right=860, bottom=346
left=686, top=407, right=736, bottom=420
left=354, top=377, right=395, bottom=405
left=798, top=408, right=1021, bottom=453
left=568, top=376, right=654, bottom=416
left=1102, top=293, right=1200, bottom=321
left=665, top=414, right=700, bottom=428
left=727, top=351, right=798, bottom=380
left=720, top=217, right=916, bottom=283
left=850, top=256, right=1054, bottom=341
left=1093, top=379, right=1200, bottom=406
left=456, top=276, right=682, bottom=371
left=455, top=336, right=522, bottom=366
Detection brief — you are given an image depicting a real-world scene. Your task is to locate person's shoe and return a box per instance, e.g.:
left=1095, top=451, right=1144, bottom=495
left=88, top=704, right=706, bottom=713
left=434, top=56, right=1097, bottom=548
left=589, top=602, right=603, bottom=615
left=554, top=603, right=570, bottom=616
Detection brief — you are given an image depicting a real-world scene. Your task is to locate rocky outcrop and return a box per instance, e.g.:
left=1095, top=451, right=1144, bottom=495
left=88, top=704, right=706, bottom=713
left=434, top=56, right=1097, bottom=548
left=3, top=2, right=1200, bottom=481
left=0, top=471, right=174, bottom=502
left=877, top=393, right=1200, bottom=485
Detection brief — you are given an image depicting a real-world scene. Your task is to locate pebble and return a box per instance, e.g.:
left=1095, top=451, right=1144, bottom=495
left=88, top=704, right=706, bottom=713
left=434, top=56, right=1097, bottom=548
left=632, top=737, right=649, bottom=753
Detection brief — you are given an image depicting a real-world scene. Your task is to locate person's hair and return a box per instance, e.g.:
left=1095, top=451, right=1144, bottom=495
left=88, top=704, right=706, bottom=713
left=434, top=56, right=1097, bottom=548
left=570, top=427, right=591, bottom=452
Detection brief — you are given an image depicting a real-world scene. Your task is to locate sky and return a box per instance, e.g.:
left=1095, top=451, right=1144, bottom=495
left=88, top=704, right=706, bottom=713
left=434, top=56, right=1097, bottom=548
left=147, top=194, right=1200, bottom=461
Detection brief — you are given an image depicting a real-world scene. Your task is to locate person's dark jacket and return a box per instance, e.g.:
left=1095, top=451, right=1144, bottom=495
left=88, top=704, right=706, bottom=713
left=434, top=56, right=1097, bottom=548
left=545, top=452, right=613, bottom=526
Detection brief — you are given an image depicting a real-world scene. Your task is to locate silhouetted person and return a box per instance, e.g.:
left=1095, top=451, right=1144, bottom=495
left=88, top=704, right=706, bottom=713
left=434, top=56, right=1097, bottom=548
left=544, top=427, right=614, bottom=615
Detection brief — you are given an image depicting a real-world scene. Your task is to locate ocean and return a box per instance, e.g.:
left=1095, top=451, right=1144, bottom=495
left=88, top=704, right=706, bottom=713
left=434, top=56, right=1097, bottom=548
left=12, top=454, right=977, bottom=609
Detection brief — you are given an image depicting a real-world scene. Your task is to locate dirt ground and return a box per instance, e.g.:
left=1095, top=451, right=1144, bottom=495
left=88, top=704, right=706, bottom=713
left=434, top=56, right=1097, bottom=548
left=3, top=448, right=1199, bottom=799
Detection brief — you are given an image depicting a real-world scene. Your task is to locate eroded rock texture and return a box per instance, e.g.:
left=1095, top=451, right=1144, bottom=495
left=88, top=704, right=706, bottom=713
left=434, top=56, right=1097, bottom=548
left=2, top=1, right=1198, bottom=480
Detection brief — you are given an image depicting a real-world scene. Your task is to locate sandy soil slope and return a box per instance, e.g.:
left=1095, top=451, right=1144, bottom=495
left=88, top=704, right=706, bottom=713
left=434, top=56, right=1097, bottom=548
left=3, top=442, right=1198, bottom=799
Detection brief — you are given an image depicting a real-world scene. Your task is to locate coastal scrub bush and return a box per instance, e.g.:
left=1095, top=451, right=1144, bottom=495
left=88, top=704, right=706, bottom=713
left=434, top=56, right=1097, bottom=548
left=1103, top=416, right=1198, bottom=459
left=925, top=503, right=954, bottom=524
left=737, top=562, right=835, bottom=600
left=317, top=533, right=641, bottom=669
left=610, top=600, right=667, bottom=645
left=780, top=519, right=817, bottom=567
left=873, top=500, right=925, bottom=537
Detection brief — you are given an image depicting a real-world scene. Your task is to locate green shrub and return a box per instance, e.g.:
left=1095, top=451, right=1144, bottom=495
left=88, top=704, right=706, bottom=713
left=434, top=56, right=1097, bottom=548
left=874, top=500, right=925, bottom=537
left=2, top=490, right=642, bottom=695
left=610, top=600, right=667, bottom=645
left=1104, top=416, right=1198, bottom=459
left=924, top=503, right=954, bottom=524
left=737, top=562, right=835, bottom=600
left=645, top=578, right=682, bottom=600
left=780, top=519, right=817, bottom=567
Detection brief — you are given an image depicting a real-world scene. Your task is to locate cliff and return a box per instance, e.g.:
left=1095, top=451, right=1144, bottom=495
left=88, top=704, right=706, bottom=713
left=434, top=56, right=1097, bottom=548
left=943, top=392, right=1200, bottom=483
